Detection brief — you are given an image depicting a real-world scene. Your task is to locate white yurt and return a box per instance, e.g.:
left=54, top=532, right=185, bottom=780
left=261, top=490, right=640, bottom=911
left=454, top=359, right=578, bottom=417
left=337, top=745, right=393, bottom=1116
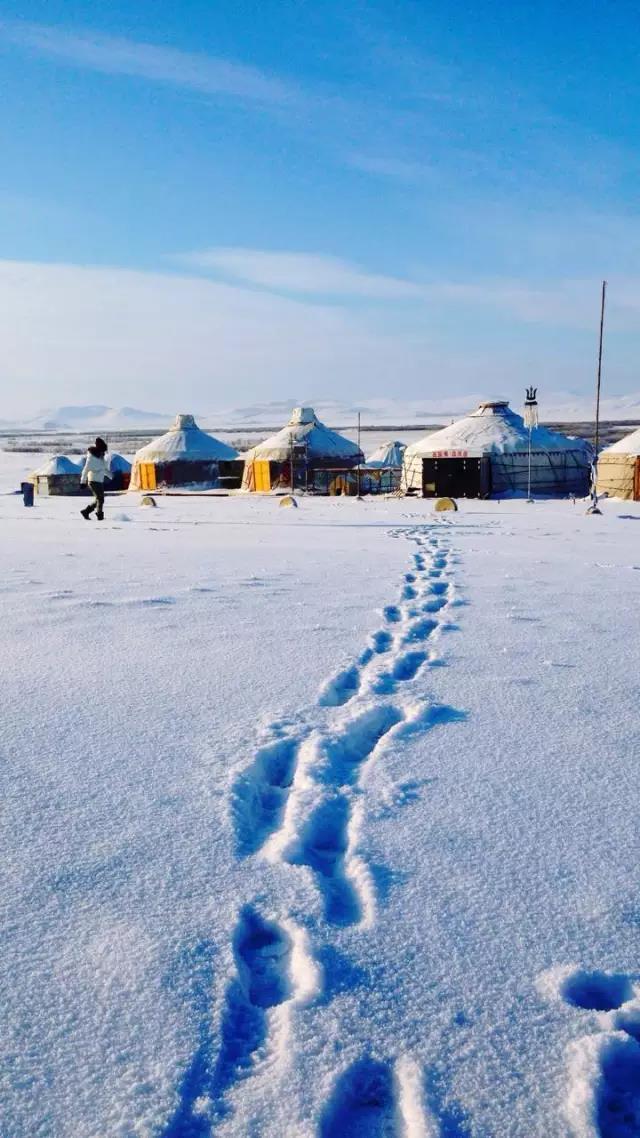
left=402, top=401, right=592, bottom=498
left=242, top=406, right=364, bottom=493
left=365, top=440, right=406, bottom=468
left=596, top=427, right=640, bottom=500
left=130, top=414, right=241, bottom=491
left=357, top=439, right=406, bottom=494
left=32, top=456, right=82, bottom=495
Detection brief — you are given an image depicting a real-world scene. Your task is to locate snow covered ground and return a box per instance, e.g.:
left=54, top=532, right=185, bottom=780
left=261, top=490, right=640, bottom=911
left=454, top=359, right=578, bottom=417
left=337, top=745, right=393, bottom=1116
left=1, top=449, right=639, bottom=1138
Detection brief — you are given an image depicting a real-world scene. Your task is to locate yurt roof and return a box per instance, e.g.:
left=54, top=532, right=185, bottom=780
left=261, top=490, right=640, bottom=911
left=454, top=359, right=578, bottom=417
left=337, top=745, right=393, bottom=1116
left=601, top=425, right=640, bottom=455
left=34, top=455, right=81, bottom=476
left=245, top=406, right=364, bottom=462
left=133, top=414, right=239, bottom=463
left=365, top=440, right=406, bottom=467
left=109, top=453, right=132, bottom=472
left=404, top=401, right=591, bottom=458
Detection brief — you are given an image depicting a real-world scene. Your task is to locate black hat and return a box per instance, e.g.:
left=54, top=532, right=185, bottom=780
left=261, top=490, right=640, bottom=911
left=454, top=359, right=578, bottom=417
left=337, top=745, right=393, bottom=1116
left=95, top=436, right=108, bottom=453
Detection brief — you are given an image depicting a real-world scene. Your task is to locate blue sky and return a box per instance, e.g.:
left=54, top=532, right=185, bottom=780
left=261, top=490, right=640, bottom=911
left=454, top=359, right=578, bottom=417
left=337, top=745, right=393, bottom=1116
left=1, top=0, right=639, bottom=417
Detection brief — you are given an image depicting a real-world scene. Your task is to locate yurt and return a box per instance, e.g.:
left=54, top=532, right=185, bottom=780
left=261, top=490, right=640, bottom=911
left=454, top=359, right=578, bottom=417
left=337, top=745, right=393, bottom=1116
left=108, top=453, right=132, bottom=492
left=360, top=439, right=406, bottom=493
left=32, top=455, right=82, bottom=496
left=402, top=401, right=592, bottom=498
left=129, top=414, right=240, bottom=491
left=365, top=440, right=406, bottom=468
left=596, top=427, right=640, bottom=499
left=242, top=406, right=364, bottom=493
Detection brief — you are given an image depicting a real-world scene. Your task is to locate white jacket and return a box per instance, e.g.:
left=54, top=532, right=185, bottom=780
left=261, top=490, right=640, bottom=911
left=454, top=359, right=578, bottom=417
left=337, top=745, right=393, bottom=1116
left=81, top=452, right=111, bottom=484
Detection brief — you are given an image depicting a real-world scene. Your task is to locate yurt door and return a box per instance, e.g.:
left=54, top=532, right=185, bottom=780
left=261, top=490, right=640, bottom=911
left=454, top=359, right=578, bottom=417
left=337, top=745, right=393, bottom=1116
left=422, top=457, right=483, bottom=498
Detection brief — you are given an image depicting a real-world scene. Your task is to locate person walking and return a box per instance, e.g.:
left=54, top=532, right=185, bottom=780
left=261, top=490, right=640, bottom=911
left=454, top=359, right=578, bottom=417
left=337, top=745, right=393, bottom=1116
left=80, top=437, right=111, bottom=520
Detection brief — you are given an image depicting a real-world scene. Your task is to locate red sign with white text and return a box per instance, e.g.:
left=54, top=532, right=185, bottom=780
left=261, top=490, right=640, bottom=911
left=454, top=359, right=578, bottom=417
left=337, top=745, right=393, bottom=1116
left=431, top=450, right=469, bottom=458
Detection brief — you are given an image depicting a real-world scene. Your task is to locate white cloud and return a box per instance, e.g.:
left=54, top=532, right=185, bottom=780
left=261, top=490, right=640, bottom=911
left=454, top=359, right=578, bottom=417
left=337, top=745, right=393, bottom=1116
left=0, top=260, right=435, bottom=417
left=177, top=248, right=424, bottom=299
left=345, top=153, right=434, bottom=184
left=0, top=22, right=297, bottom=105
left=1, top=258, right=638, bottom=420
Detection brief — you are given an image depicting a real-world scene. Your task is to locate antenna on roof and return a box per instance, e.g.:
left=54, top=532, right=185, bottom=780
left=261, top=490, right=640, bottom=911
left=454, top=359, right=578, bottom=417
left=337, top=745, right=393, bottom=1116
left=587, top=280, right=607, bottom=515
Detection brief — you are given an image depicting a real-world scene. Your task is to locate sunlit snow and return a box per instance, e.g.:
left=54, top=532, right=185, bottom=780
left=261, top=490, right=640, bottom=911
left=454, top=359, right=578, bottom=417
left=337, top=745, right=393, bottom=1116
left=1, top=450, right=639, bottom=1138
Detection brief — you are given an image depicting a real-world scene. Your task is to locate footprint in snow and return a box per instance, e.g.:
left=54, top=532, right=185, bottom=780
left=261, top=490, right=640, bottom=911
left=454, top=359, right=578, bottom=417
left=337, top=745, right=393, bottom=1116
left=370, top=629, right=393, bottom=654
left=422, top=597, right=447, bottom=614
left=319, top=664, right=361, bottom=707
left=233, top=905, right=293, bottom=1008
left=391, top=650, right=427, bottom=682
left=428, top=581, right=449, bottom=596
left=549, top=967, right=640, bottom=1138
left=403, top=617, right=437, bottom=644
left=314, top=704, right=404, bottom=787
left=231, top=736, right=301, bottom=857
left=320, top=1058, right=396, bottom=1138
left=286, top=792, right=362, bottom=927
left=160, top=912, right=293, bottom=1137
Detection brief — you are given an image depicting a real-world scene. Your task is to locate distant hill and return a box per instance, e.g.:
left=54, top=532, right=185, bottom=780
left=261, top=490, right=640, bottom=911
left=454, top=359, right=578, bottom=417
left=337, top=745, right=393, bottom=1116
left=204, top=393, right=640, bottom=428
left=10, top=406, right=171, bottom=431
left=5, top=392, right=640, bottom=433
left=203, top=396, right=483, bottom=428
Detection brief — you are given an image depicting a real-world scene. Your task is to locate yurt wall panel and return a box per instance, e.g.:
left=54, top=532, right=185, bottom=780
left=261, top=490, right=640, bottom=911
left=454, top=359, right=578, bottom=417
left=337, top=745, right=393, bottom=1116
left=491, top=452, right=590, bottom=496
left=596, top=454, right=637, bottom=500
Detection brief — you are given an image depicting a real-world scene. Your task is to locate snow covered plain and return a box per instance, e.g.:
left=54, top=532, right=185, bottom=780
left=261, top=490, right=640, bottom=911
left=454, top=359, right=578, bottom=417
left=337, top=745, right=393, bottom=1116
left=1, top=451, right=639, bottom=1138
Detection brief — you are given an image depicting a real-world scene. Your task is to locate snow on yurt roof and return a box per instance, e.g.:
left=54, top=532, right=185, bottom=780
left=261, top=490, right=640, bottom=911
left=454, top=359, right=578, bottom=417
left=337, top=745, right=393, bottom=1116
left=365, top=440, right=406, bottom=467
left=109, top=453, right=132, bottom=472
left=601, top=425, right=640, bottom=455
left=133, top=414, right=238, bottom=463
left=245, top=406, right=363, bottom=462
left=34, top=455, right=81, bottom=476
left=404, top=401, right=591, bottom=458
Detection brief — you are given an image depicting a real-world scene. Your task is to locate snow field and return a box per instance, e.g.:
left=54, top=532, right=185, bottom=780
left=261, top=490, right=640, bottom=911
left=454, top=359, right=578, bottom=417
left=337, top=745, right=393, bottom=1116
left=1, top=463, right=640, bottom=1137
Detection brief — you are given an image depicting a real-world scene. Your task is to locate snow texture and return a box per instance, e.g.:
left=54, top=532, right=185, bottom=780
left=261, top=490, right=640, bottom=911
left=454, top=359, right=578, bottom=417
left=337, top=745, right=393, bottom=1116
left=1, top=447, right=639, bottom=1138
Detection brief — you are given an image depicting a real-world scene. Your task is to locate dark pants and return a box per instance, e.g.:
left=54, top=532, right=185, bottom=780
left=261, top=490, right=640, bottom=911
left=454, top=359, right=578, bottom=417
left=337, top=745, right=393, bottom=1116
left=86, top=481, right=105, bottom=518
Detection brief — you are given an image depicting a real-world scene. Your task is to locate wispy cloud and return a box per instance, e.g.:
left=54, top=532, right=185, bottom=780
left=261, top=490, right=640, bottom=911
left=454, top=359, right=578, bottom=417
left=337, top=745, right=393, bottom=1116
left=177, top=245, right=640, bottom=332
left=177, top=248, right=424, bottom=299
left=2, top=17, right=632, bottom=215
left=346, top=153, right=434, bottom=184
left=1, top=257, right=639, bottom=418
left=0, top=259, right=439, bottom=417
left=0, top=21, right=298, bottom=105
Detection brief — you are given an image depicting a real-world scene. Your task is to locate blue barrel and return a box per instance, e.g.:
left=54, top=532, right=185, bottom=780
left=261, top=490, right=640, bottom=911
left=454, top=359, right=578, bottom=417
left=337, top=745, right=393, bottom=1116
left=21, top=481, right=34, bottom=507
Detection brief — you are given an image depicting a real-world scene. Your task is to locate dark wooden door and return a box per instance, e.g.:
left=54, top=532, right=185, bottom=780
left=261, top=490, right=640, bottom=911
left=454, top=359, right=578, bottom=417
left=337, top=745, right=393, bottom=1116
left=422, top=457, right=483, bottom=498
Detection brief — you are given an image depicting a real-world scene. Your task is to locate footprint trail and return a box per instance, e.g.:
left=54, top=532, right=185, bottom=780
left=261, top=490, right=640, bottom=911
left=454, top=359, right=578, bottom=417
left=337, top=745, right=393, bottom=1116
left=170, top=523, right=467, bottom=1133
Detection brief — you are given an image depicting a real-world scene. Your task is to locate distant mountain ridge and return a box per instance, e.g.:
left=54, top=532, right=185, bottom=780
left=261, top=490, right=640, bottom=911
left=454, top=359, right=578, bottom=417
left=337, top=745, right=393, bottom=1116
left=4, top=393, right=640, bottom=432
left=203, top=393, right=640, bottom=428
left=8, top=405, right=171, bottom=431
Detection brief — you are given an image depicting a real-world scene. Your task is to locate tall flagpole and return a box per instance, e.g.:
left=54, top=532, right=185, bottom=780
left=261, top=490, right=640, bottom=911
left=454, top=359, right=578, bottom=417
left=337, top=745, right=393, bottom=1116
left=356, top=410, right=362, bottom=500
left=588, top=280, right=607, bottom=514
left=594, top=279, right=607, bottom=464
